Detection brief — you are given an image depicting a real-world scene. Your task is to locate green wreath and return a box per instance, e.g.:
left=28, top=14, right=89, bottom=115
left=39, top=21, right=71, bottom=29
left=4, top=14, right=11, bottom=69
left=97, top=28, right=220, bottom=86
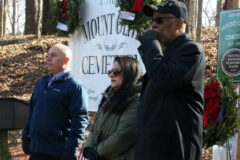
left=49, top=0, right=84, bottom=36
left=116, top=0, right=161, bottom=32
left=203, top=76, right=239, bottom=148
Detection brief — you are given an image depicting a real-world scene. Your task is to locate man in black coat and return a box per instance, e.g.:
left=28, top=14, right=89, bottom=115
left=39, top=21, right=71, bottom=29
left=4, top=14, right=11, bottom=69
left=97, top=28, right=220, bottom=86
left=135, top=0, right=205, bottom=160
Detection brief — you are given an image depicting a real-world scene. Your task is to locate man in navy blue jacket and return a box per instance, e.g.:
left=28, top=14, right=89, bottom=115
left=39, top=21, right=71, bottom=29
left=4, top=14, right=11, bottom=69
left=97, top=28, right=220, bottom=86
left=22, top=44, right=88, bottom=160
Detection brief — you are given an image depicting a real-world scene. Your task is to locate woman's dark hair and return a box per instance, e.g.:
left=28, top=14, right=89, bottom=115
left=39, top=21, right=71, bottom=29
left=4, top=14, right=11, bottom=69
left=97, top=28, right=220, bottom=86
left=99, top=56, right=142, bottom=114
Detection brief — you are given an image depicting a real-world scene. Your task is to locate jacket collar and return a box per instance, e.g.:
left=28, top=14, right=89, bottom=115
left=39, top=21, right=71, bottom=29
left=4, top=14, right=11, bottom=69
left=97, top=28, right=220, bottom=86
left=164, top=33, right=190, bottom=54
left=46, top=71, right=71, bottom=82
left=58, top=71, right=71, bottom=81
left=50, top=70, right=69, bottom=80
left=102, top=87, right=115, bottom=101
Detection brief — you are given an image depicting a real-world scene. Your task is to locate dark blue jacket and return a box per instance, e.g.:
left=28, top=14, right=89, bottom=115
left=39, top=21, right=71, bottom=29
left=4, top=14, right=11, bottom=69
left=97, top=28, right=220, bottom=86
left=22, top=71, right=88, bottom=157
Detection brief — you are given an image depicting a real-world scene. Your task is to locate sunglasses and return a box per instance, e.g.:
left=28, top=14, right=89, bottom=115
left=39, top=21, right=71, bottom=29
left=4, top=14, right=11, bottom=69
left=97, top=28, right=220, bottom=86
left=150, top=17, right=177, bottom=24
left=108, top=68, right=122, bottom=76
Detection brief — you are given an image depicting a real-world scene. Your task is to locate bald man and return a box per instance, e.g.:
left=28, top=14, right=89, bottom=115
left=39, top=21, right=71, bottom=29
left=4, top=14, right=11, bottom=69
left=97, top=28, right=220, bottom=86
left=22, top=44, right=88, bottom=160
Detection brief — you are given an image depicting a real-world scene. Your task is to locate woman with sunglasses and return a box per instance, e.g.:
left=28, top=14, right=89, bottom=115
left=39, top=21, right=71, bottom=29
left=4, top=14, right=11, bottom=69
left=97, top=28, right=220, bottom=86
left=82, top=56, right=142, bottom=160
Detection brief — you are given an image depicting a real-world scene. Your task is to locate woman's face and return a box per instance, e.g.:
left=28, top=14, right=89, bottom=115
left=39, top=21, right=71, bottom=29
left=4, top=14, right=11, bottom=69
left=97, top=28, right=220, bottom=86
left=108, top=61, right=123, bottom=91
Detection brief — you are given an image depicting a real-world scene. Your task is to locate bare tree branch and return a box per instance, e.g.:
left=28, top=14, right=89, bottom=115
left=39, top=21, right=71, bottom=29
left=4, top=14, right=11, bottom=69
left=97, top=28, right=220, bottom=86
left=196, top=0, right=203, bottom=42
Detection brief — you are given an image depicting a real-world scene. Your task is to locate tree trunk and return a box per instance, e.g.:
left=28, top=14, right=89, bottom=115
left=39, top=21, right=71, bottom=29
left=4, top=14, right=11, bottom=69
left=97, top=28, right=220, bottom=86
left=3, top=0, right=8, bottom=37
left=180, top=0, right=197, bottom=40
left=215, top=0, right=222, bottom=27
left=42, top=0, right=50, bottom=35
left=223, top=0, right=232, bottom=9
left=223, top=0, right=240, bottom=10
left=36, top=0, right=41, bottom=37
left=16, top=0, right=24, bottom=35
left=12, top=0, right=16, bottom=35
left=0, top=0, right=3, bottom=37
left=196, top=0, right=203, bottom=42
left=233, top=0, right=240, bottom=7
left=24, top=0, right=38, bottom=35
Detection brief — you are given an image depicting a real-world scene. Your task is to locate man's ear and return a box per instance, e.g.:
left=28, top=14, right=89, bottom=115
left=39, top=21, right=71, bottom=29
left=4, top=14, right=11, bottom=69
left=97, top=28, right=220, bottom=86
left=177, top=18, right=184, bottom=29
left=65, top=57, right=70, bottom=64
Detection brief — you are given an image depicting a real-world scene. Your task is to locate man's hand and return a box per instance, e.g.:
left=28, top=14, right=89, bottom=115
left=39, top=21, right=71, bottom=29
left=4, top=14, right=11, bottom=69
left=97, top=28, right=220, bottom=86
left=83, top=147, right=104, bottom=160
left=61, top=150, right=78, bottom=160
left=22, top=137, right=31, bottom=154
left=137, top=29, right=159, bottom=43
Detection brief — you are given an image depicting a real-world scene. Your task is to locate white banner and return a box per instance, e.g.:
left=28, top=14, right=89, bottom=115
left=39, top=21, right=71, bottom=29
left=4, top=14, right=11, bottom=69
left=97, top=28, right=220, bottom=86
left=69, top=0, right=145, bottom=111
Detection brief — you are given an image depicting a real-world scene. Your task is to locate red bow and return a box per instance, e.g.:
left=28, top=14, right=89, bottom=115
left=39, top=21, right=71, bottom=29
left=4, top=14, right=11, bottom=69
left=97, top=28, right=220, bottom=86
left=203, top=80, right=221, bottom=128
left=131, top=0, right=144, bottom=12
left=58, top=0, right=68, bottom=20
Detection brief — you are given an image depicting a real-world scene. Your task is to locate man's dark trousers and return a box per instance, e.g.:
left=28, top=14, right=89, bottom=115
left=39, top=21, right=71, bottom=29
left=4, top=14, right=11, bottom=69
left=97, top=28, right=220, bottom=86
left=29, top=153, right=60, bottom=160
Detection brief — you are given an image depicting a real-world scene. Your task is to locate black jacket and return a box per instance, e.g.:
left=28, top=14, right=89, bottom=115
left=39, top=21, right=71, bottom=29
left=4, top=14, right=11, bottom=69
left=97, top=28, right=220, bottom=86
left=135, top=34, right=205, bottom=160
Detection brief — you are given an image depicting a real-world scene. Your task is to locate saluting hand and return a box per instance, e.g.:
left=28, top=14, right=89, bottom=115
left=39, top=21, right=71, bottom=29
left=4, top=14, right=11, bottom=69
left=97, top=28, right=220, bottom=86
left=137, top=29, right=159, bottom=43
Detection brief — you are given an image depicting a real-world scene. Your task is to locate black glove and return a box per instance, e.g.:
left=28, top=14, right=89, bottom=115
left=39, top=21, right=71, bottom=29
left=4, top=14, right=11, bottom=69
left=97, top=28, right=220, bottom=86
left=61, top=150, right=78, bottom=160
left=22, top=137, right=31, bottom=154
left=83, top=147, right=104, bottom=160
left=137, top=29, right=159, bottom=43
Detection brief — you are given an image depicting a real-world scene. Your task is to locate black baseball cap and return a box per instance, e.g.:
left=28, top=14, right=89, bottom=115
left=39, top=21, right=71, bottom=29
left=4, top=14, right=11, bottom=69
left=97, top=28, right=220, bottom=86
left=143, top=0, right=188, bottom=24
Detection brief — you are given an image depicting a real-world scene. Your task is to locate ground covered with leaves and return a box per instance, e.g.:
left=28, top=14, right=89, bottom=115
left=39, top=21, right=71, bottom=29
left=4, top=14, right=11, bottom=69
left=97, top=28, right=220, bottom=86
left=0, top=27, right=218, bottom=159
left=0, top=35, right=68, bottom=102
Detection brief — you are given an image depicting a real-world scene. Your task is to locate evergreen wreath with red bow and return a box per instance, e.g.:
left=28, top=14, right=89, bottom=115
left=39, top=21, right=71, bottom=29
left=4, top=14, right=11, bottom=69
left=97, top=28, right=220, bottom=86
left=116, top=0, right=161, bottom=32
left=203, top=76, right=239, bottom=148
left=51, top=0, right=84, bottom=36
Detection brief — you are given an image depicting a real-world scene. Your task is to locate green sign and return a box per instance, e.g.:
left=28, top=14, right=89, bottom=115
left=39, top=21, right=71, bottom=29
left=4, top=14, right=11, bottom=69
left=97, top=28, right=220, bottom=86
left=217, top=9, right=240, bottom=82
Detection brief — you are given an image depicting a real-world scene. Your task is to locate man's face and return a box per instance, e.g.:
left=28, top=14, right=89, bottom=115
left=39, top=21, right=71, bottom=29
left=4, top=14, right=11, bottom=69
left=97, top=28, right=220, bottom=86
left=47, top=47, right=66, bottom=75
left=151, top=12, right=179, bottom=48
